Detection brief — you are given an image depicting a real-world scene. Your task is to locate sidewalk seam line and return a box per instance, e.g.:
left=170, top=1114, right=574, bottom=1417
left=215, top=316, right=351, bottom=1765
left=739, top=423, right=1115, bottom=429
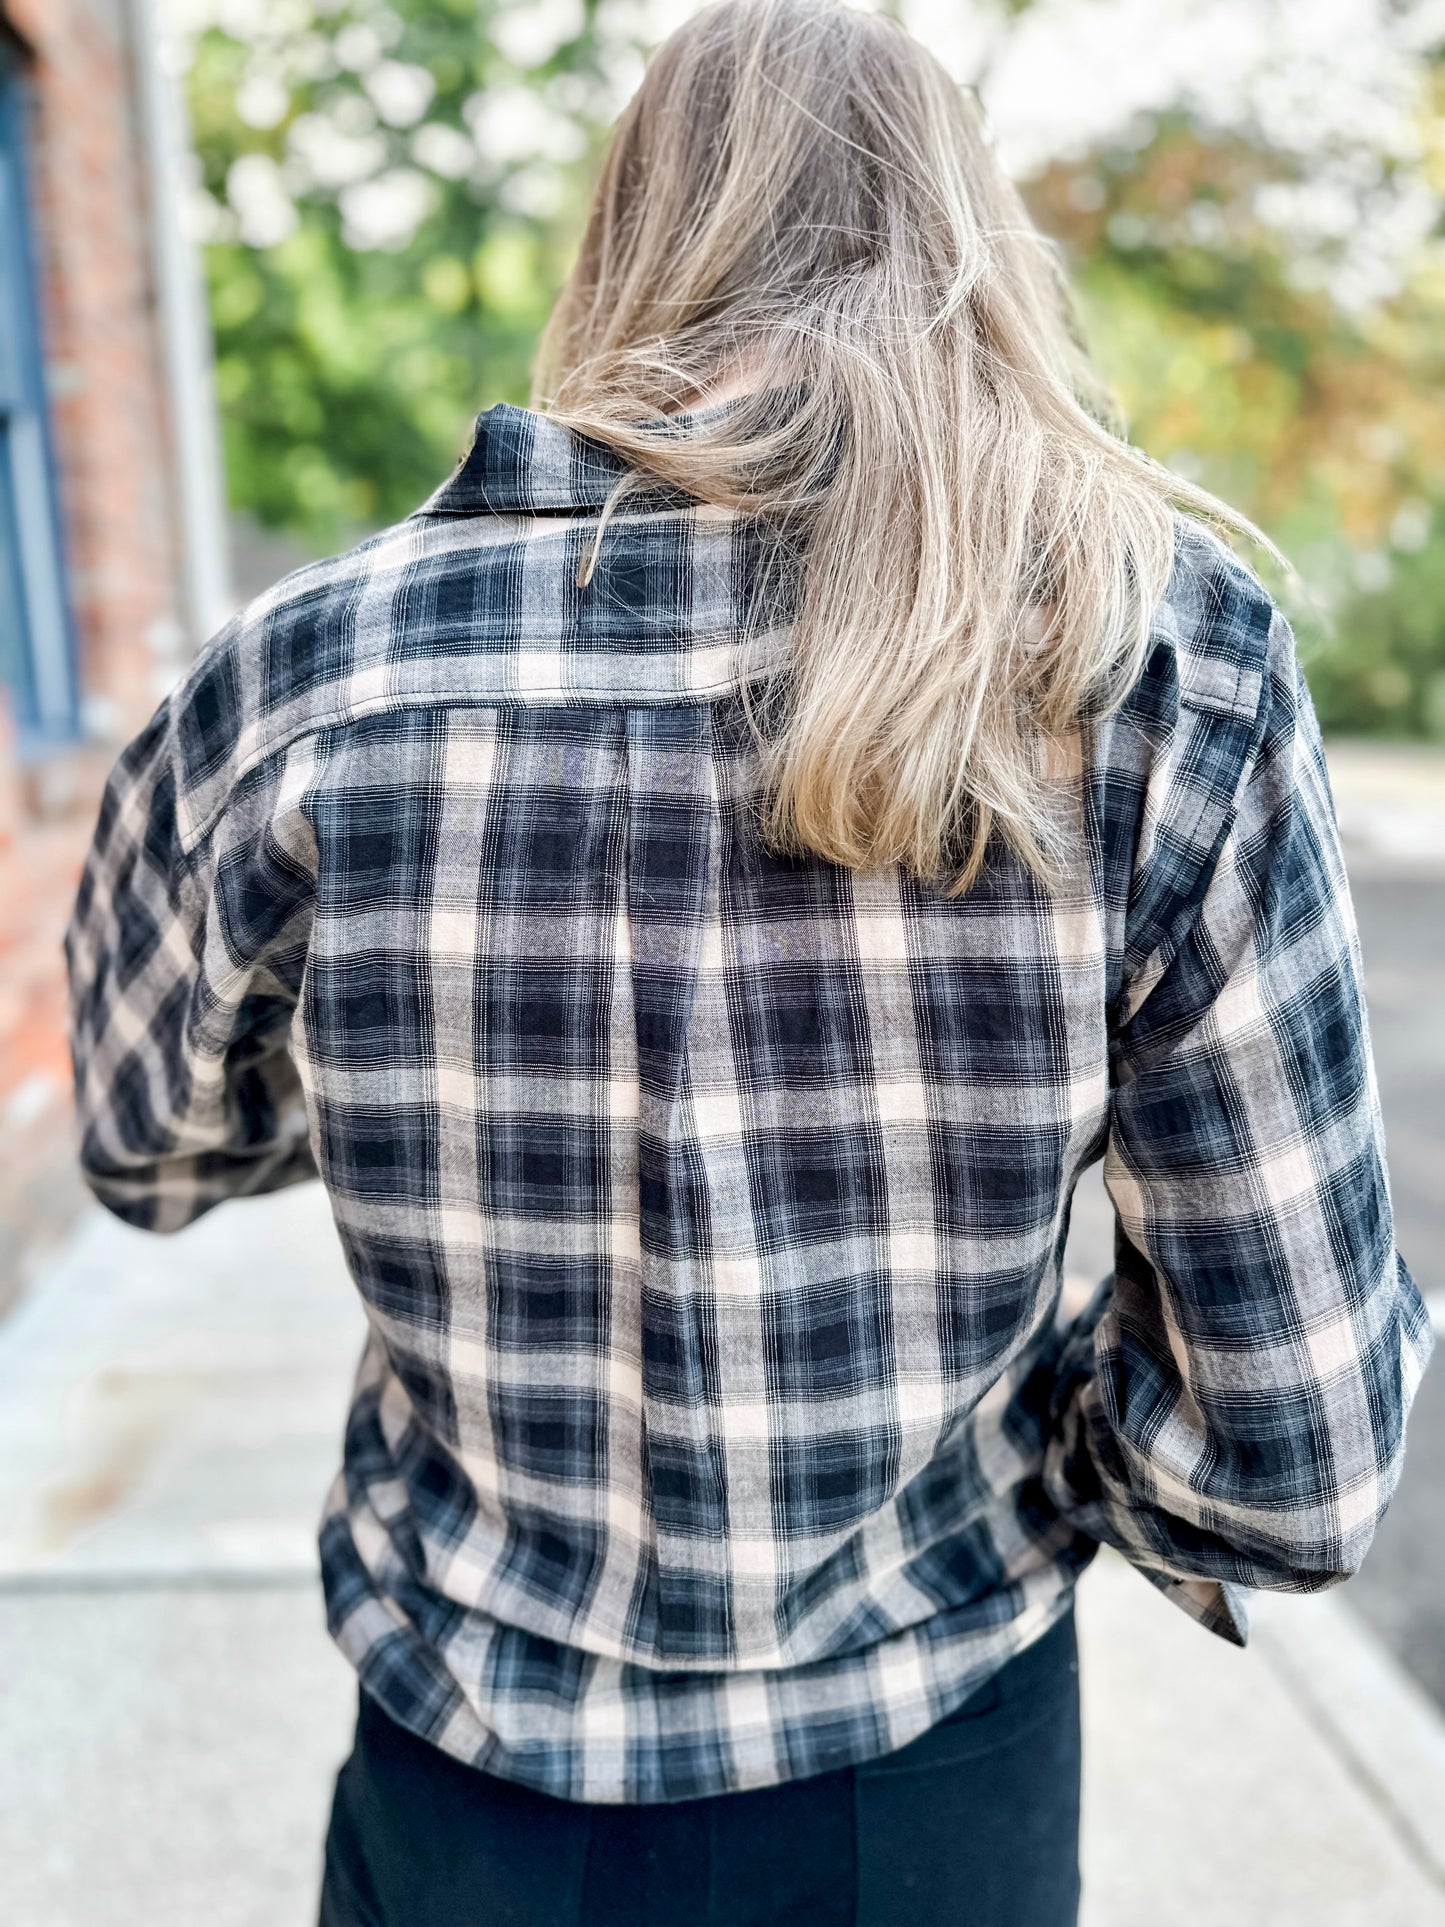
left=0, top=1567, right=321, bottom=1595
left=1253, top=1606, right=1445, bottom=1893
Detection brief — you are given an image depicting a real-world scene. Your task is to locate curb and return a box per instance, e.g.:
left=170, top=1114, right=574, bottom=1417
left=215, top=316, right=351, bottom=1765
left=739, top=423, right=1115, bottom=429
left=1252, top=1588, right=1445, bottom=1890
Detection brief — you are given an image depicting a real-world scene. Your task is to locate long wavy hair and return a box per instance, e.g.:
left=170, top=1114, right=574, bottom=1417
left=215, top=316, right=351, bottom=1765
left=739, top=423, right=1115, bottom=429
left=534, top=0, right=1271, bottom=890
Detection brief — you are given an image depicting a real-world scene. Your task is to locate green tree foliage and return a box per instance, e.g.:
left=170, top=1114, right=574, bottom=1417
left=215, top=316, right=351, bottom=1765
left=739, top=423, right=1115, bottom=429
left=186, top=0, right=613, bottom=548
left=1308, top=520, right=1445, bottom=738
left=1022, top=98, right=1445, bottom=737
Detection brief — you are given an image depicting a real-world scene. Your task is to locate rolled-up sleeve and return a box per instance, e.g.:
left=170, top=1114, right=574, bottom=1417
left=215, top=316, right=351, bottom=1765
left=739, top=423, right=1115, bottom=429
left=64, top=695, right=321, bottom=1232
left=1044, top=606, right=1433, bottom=1640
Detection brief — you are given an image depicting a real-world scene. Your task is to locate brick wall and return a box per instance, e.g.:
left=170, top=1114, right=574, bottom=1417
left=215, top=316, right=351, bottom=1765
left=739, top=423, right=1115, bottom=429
left=1, top=0, right=192, bottom=1309
left=9, top=0, right=190, bottom=726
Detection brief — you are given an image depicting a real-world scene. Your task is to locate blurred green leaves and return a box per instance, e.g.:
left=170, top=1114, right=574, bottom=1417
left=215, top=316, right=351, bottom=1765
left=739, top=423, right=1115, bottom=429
left=185, top=0, right=613, bottom=548
left=1024, top=102, right=1445, bottom=741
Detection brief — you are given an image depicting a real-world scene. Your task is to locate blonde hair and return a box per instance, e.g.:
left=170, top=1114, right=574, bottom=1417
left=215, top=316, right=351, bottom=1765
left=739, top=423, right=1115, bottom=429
left=534, top=0, right=1272, bottom=890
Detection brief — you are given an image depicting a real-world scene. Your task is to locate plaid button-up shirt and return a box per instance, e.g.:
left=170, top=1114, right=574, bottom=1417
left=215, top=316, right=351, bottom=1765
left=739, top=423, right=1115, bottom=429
left=66, top=403, right=1432, bottom=1802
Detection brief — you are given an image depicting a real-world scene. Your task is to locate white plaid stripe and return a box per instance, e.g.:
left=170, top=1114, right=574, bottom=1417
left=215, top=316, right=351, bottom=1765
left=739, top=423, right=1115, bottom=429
left=66, top=403, right=1433, bottom=1801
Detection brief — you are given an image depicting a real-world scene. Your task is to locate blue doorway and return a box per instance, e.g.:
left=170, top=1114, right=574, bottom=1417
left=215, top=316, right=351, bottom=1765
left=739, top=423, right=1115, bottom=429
left=0, top=37, right=75, bottom=747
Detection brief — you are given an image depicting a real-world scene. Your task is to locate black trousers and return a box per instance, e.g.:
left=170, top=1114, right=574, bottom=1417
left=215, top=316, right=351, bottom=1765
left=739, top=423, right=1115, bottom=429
left=319, top=1607, right=1081, bottom=1927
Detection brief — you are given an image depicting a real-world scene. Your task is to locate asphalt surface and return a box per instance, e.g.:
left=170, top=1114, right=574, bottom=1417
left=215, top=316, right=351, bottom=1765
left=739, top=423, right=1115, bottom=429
left=1341, top=876, right=1445, bottom=1708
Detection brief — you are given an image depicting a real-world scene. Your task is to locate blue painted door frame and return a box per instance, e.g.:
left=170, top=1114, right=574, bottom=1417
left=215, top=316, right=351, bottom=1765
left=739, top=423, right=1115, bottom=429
left=0, top=38, right=77, bottom=749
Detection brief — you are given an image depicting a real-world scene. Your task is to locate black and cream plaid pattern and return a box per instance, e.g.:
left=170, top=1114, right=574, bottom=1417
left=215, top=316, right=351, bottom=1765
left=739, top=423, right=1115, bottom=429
left=67, top=403, right=1433, bottom=1802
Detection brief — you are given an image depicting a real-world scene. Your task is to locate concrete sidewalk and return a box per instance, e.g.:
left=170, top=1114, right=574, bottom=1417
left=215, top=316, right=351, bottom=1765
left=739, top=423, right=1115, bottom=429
left=2, top=1187, right=1443, bottom=1927
left=1324, top=738, right=1445, bottom=877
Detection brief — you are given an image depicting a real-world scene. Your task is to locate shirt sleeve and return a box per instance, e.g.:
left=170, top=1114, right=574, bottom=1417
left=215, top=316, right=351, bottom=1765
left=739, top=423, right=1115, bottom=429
left=64, top=695, right=321, bottom=1233
left=1043, top=604, right=1434, bottom=1641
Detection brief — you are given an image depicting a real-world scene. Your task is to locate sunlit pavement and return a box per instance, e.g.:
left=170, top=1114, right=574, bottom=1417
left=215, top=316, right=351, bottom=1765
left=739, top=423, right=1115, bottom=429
left=2, top=743, right=1444, bottom=1926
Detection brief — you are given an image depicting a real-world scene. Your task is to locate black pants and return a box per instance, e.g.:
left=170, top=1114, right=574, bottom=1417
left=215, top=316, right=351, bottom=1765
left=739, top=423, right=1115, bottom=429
left=319, top=1607, right=1080, bottom=1927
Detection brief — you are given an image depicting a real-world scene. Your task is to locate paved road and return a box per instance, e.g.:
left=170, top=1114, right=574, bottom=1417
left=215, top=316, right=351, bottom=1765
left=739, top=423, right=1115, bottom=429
left=1342, top=876, right=1445, bottom=1707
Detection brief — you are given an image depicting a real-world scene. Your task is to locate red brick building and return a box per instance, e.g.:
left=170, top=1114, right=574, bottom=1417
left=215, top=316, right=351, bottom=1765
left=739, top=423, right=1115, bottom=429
left=0, top=0, right=230, bottom=1305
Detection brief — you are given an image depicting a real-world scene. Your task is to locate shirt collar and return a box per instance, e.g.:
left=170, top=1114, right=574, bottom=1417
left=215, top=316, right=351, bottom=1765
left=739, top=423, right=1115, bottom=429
left=419, top=403, right=620, bottom=516
left=419, top=398, right=747, bottom=519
